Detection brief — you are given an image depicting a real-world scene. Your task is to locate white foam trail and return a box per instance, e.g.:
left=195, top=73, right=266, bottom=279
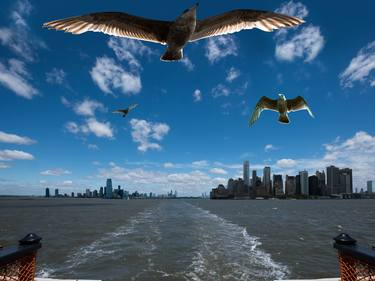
left=184, top=203, right=290, bottom=280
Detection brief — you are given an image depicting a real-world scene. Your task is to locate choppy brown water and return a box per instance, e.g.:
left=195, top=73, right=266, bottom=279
left=0, top=198, right=374, bottom=281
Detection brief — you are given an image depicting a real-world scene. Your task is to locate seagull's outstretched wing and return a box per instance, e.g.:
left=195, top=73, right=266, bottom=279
left=43, top=12, right=171, bottom=44
left=249, top=96, right=278, bottom=126
left=128, top=103, right=138, bottom=111
left=287, top=96, right=314, bottom=117
left=113, top=109, right=128, bottom=115
left=190, top=10, right=304, bottom=42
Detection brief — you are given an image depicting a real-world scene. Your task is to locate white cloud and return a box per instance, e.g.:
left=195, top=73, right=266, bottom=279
left=276, top=158, right=298, bottom=168
left=90, top=56, right=141, bottom=95
left=193, top=89, right=202, bottom=102
left=163, top=162, right=174, bottom=168
left=275, top=25, right=324, bottom=62
left=180, top=56, right=195, bottom=71
left=0, top=131, right=36, bottom=145
left=265, top=144, right=277, bottom=152
left=210, top=168, right=228, bottom=175
left=88, top=144, right=99, bottom=150
left=65, top=118, right=114, bottom=139
left=46, top=68, right=66, bottom=85
left=226, top=67, right=240, bottom=82
left=276, top=1, right=309, bottom=21
left=192, top=160, right=209, bottom=167
left=73, top=98, right=106, bottom=117
left=0, top=149, right=34, bottom=161
left=107, top=37, right=154, bottom=70
left=130, top=119, right=170, bottom=152
left=40, top=168, right=71, bottom=176
left=0, top=59, right=38, bottom=99
left=0, top=163, right=10, bottom=169
left=339, top=41, right=375, bottom=88
left=61, top=96, right=70, bottom=107
left=205, top=36, right=238, bottom=63
left=83, top=118, right=114, bottom=138
left=212, top=84, right=230, bottom=98
left=62, top=180, right=73, bottom=186
left=0, top=0, right=46, bottom=62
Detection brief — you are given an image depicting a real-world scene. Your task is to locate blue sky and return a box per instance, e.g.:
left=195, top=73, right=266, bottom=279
left=1, top=0, right=375, bottom=196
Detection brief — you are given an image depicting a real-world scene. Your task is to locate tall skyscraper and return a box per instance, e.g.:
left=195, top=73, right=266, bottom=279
left=367, top=181, right=373, bottom=193
left=105, top=179, right=113, bottom=199
left=54, top=188, right=59, bottom=197
left=316, top=170, right=326, bottom=195
left=45, top=188, right=50, bottom=198
left=327, top=166, right=353, bottom=194
left=263, top=166, right=271, bottom=194
left=252, top=170, right=257, bottom=187
left=99, top=186, right=104, bottom=198
left=285, top=175, right=296, bottom=196
left=273, top=174, right=284, bottom=196
left=308, top=175, right=319, bottom=196
left=295, top=175, right=301, bottom=195
left=243, top=161, right=250, bottom=186
left=299, top=171, right=309, bottom=195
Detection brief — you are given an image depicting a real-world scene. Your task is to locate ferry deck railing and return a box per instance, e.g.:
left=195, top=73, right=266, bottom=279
left=0, top=234, right=42, bottom=281
left=334, top=233, right=375, bottom=281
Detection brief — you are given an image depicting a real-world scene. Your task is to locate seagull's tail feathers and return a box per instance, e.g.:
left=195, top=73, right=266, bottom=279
left=161, top=49, right=183, bottom=61
left=278, top=114, right=290, bottom=124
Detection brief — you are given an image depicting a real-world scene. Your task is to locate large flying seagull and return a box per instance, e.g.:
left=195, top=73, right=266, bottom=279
left=249, top=94, right=314, bottom=126
left=43, top=3, right=304, bottom=61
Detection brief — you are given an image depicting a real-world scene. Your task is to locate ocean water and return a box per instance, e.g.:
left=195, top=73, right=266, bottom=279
left=0, top=198, right=374, bottom=281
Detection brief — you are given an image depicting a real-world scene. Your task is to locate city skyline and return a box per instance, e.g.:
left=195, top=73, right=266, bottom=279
left=1, top=0, right=375, bottom=196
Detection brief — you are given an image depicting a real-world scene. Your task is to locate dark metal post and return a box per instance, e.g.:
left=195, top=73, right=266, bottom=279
left=334, top=233, right=375, bottom=281
left=0, top=233, right=42, bottom=281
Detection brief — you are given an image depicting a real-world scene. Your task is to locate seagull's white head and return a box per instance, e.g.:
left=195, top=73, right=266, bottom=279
left=278, top=93, right=286, bottom=100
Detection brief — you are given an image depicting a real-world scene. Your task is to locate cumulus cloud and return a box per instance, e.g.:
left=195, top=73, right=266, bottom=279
left=205, top=36, right=238, bottom=63
left=0, top=59, right=38, bottom=99
left=339, top=41, right=375, bottom=88
left=226, top=67, right=240, bottom=82
left=275, top=25, right=324, bottom=62
left=193, top=89, right=202, bottom=102
left=265, top=144, right=277, bottom=152
left=180, top=56, right=195, bottom=71
left=276, top=158, right=298, bottom=168
left=274, top=1, right=324, bottom=63
left=0, top=130, right=36, bottom=145
left=88, top=144, right=99, bottom=150
left=130, top=119, right=170, bottom=152
left=40, top=168, right=71, bottom=176
left=210, top=168, right=228, bottom=175
left=65, top=118, right=114, bottom=139
left=73, top=98, right=106, bottom=117
left=108, top=37, right=154, bottom=70
left=46, top=68, right=66, bottom=85
left=0, top=149, right=34, bottom=161
left=212, top=84, right=230, bottom=98
left=163, top=162, right=174, bottom=168
left=90, top=56, right=141, bottom=95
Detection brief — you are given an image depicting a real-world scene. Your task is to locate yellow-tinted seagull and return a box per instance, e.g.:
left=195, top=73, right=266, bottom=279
left=113, top=104, right=138, bottom=117
left=43, top=3, right=304, bottom=61
left=249, top=94, right=314, bottom=126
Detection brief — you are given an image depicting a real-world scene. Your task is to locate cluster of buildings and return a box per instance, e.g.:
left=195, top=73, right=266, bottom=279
left=45, top=178, right=178, bottom=200
left=211, top=161, right=373, bottom=199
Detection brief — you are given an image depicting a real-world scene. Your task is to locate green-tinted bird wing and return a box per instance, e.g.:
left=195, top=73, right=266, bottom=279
left=43, top=12, right=171, bottom=44
left=286, top=96, right=314, bottom=117
left=249, top=96, right=278, bottom=126
left=190, top=9, right=304, bottom=42
left=128, top=103, right=138, bottom=111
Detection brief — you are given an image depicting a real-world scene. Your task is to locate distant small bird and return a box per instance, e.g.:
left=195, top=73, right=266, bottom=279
left=249, top=94, right=314, bottom=126
left=113, top=104, right=138, bottom=117
left=43, top=3, right=304, bottom=61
